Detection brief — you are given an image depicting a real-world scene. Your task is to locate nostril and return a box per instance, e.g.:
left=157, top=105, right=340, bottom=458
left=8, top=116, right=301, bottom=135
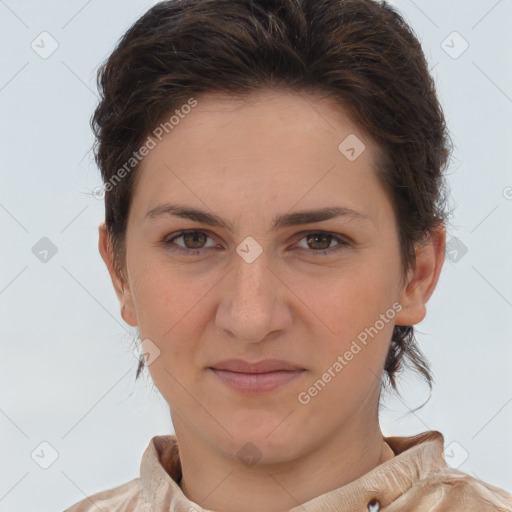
left=367, top=498, right=381, bottom=512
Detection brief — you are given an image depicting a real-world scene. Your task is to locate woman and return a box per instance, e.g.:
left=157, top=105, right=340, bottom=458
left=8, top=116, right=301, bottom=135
left=65, top=0, right=512, bottom=510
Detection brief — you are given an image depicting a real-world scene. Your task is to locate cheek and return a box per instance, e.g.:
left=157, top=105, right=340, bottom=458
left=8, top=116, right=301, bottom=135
left=294, top=268, right=396, bottom=420
left=289, top=257, right=400, bottom=397
left=130, top=256, right=214, bottom=335
left=291, top=257, right=399, bottom=338
left=135, top=269, right=206, bottom=407
left=129, top=259, right=220, bottom=392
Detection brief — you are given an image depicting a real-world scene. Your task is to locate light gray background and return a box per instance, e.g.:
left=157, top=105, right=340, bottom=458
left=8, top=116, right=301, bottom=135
left=1, top=0, right=511, bottom=510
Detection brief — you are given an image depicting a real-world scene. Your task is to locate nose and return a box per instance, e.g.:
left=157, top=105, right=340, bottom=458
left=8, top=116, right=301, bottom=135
left=214, top=247, right=292, bottom=344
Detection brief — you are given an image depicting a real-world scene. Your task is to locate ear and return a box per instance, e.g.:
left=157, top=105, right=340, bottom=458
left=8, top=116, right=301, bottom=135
left=395, top=223, right=446, bottom=326
left=98, top=222, right=138, bottom=327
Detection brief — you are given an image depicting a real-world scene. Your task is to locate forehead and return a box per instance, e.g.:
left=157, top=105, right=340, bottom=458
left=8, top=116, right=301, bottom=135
left=129, top=88, right=390, bottom=225
left=142, top=88, right=378, bottom=166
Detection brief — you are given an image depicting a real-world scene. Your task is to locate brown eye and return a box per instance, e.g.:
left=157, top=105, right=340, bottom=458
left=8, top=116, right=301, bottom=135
left=181, top=231, right=208, bottom=249
left=164, top=230, right=217, bottom=253
left=305, top=233, right=334, bottom=250
left=294, top=231, right=350, bottom=256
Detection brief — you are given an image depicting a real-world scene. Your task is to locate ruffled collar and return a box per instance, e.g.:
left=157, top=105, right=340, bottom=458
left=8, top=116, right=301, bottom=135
left=140, top=430, right=446, bottom=512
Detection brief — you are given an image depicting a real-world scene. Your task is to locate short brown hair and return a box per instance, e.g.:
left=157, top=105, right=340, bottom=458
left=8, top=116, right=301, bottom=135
left=92, top=0, right=452, bottom=397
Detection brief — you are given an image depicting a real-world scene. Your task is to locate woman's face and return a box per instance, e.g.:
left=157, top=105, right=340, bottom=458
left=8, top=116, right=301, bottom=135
left=101, top=89, right=439, bottom=463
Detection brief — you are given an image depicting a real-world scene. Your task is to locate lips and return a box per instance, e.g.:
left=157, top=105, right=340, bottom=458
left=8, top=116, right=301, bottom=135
left=208, top=359, right=306, bottom=393
left=209, top=358, right=304, bottom=373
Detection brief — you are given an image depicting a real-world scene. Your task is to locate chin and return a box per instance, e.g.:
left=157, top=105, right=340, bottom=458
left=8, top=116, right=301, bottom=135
left=228, top=423, right=302, bottom=458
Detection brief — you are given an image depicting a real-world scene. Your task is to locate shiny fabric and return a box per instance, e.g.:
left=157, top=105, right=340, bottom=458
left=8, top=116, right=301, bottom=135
left=64, top=430, right=512, bottom=511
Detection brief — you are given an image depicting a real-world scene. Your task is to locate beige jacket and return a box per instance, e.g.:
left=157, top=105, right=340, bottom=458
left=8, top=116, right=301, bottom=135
left=64, top=430, right=512, bottom=511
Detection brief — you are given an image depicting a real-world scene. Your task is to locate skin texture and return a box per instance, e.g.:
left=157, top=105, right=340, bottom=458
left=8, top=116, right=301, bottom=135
left=99, top=89, right=445, bottom=512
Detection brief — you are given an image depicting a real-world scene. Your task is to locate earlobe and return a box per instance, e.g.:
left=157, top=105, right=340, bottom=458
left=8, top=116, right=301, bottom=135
left=395, top=224, right=446, bottom=327
left=98, top=222, right=138, bottom=327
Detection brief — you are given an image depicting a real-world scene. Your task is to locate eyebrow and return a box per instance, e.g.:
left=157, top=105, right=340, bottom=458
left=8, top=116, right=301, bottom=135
left=145, top=203, right=371, bottom=231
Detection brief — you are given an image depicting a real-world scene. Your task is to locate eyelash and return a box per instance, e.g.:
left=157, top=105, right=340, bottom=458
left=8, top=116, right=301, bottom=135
left=162, top=230, right=351, bottom=257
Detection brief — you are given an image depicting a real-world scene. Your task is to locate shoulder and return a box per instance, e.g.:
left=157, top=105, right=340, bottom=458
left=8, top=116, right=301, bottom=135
left=384, top=430, right=512, bottom=511
left=403, top=467, right=512, bottom=511
left=63, top=477, right=148, bottom=511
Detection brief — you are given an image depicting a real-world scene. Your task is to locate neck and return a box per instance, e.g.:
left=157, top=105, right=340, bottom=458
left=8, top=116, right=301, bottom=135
left=175, top=419, right=395, bottom=512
